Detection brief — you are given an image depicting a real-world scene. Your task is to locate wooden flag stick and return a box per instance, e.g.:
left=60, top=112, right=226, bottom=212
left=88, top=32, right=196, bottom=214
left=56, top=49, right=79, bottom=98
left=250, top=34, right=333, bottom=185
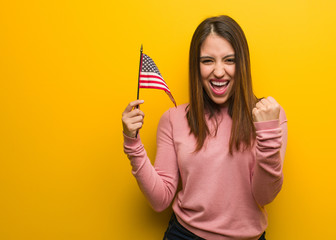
left=135, top=44, right=143, bottom=138
left=137, top=44, right=143, bottom=101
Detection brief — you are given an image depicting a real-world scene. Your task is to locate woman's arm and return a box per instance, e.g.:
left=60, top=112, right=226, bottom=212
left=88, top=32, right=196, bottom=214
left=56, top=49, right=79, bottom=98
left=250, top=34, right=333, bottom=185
left=123, top=104, right=179, bottom=212
left=251, top=97, right=288, bottom=206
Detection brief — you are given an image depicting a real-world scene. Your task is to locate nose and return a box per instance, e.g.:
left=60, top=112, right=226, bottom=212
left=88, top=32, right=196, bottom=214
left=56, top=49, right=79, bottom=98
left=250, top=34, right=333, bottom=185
left=213, top=63, right=225, bottom=78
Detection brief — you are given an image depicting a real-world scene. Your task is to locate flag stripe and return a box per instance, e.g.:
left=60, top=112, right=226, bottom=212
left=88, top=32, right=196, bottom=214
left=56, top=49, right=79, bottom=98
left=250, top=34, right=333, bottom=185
left=139, top=78, right=168, bottom=88
left=140, top=74, right=164, bottom=81
left=139, top=82, right=170, bottom=90
left=139, top=83, right=170, bottom=92
left=140, top=72, right=166, bottom=82
left=139, top=85, right=171, bottom=92
left=139, top=79, right=168, bottom=87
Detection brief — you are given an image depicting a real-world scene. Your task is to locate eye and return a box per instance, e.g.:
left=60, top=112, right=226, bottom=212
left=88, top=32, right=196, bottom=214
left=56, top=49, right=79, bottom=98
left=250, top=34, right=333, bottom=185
left=225, top=58, right=236, bottom=64
left=200, top=59, right=213, bottom=64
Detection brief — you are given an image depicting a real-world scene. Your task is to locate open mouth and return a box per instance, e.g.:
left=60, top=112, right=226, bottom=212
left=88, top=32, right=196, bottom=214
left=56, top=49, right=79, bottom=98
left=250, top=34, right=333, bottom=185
left=210, top=80, right=230, bottom=95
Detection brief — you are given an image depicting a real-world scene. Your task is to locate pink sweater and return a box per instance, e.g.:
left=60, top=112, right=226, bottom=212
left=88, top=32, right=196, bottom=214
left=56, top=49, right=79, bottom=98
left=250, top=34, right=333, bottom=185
left=124, top=104, right=287, bottom=240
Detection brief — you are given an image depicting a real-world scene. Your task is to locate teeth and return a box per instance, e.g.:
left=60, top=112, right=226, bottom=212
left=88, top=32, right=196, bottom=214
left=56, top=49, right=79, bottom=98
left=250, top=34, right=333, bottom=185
left=211, top=81, right=229, bottom=87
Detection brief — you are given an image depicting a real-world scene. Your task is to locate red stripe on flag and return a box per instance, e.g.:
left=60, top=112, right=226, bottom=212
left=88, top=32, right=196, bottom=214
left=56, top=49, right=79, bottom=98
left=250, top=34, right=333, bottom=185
left=139, top=85, right=171, bottom=93
left=139, top=83, right=170, bottom=92
left=140, top=74, right=165, bottom=82
left=139, top=80, right=169, bottom=88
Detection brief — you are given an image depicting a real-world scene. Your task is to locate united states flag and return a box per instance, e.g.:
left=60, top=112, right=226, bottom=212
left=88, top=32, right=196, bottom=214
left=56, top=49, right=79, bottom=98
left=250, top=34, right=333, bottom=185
left=139, top=54, right=176, bottom=107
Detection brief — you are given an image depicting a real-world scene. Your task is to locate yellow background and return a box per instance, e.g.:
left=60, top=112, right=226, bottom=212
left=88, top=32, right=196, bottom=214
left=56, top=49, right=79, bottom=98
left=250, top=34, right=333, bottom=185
left=1, top=0, right=335, bottom=239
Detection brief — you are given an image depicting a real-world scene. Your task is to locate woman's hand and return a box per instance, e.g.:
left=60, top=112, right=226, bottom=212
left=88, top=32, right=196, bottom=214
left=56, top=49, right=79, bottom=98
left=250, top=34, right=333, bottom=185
left=122, top=100, right=145, bottom=138
left=252, top=96, right=280, bottom=122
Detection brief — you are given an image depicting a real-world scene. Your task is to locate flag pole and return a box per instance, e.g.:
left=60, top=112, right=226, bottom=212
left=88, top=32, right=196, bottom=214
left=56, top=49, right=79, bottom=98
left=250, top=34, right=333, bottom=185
left=137, top=44, right=143, bottom=101
left=135, top=44, right=143, bottom=138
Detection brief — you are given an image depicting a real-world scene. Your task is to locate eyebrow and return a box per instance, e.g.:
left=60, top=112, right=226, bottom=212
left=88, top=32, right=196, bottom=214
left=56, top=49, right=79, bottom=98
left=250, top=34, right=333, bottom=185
left=200, top=54, right=235, bottom=59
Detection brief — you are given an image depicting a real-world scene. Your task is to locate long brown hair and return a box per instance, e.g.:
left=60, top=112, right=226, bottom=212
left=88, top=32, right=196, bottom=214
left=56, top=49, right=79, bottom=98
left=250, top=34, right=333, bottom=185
left=186, top=15, right=258, bottom=154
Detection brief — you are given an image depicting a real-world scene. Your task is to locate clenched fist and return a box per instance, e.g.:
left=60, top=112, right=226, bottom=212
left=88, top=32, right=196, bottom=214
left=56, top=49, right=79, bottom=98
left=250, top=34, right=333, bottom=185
left=252, top=96, right=280, bottom=122
left=122, top=100, right=145, bottom=138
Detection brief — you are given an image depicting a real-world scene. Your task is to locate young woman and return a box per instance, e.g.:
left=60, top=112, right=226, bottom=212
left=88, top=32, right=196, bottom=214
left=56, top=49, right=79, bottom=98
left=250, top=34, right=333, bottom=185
left=122, top=15, right=287, bottom=240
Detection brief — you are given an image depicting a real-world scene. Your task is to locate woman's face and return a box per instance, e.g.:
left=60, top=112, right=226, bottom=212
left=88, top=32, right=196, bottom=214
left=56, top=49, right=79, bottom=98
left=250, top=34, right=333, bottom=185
left=200, top=34, right=235, bottom=106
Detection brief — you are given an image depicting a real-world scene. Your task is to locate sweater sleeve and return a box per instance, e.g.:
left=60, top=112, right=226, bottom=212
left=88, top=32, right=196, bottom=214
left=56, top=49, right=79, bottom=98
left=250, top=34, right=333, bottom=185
left=123, top=109, right=179, bottom=212
left=251, top=107, right=288, bottom=206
